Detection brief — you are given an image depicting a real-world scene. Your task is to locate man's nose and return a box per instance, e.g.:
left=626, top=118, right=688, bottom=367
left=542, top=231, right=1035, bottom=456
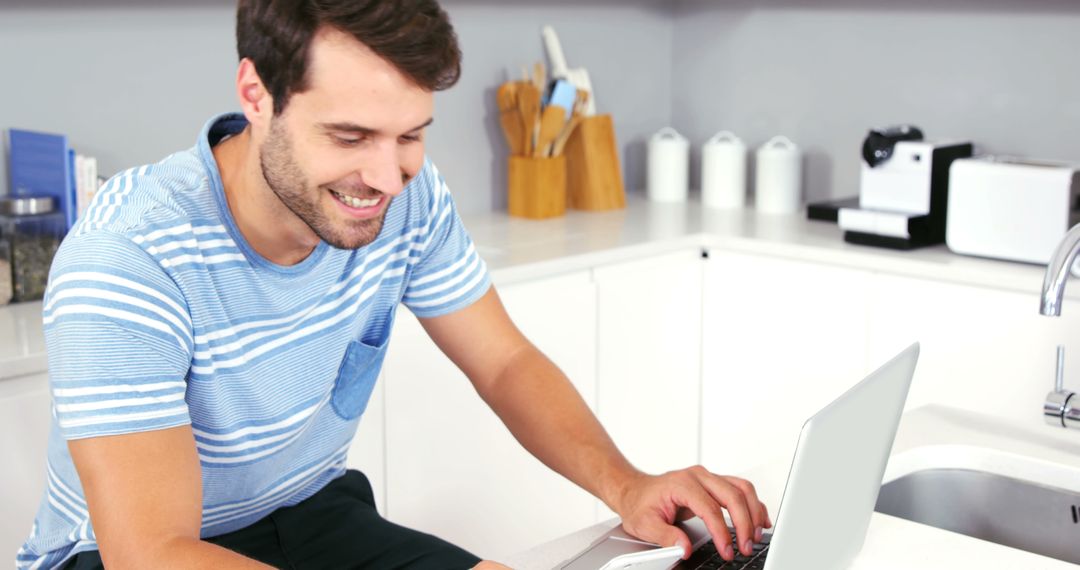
left=363, top=142, right=406, bottom=197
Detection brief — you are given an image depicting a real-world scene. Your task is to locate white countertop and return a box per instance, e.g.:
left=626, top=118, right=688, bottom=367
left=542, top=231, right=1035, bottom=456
left=0, top=195, right=1066, bottom=380
left=470, top=196, right=1063, bottom=302
left=505, top=405, right=1080, bottom=569
left=0, top=300, right=47, bottom=382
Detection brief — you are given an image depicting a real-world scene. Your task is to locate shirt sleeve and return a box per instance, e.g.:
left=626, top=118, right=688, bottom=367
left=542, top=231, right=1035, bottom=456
left=402, top=163, right=492, bottom=318
left=42, top=230, right=194, bottom=440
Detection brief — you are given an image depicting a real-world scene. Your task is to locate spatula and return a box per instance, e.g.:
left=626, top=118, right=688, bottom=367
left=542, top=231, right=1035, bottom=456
left=516, top=83, right=542, bottom=157
left=536, top=105, right=566, bottom=158
left=496, top=82, right=526, bottom=156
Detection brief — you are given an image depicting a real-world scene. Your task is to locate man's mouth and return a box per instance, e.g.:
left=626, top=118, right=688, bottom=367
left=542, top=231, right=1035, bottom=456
left=329, top=189, right=381, bottom=209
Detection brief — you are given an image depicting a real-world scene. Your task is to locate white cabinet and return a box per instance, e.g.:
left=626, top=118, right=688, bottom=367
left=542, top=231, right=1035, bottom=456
left=0, top=372, right=51, bottom=560
left=700, top=251, right=873, bottom=477
left=592, top=250, right=704, bottom=477
left=382, top=271, right=598, bottom=561
left=866, top=273, right=1080, bottom=429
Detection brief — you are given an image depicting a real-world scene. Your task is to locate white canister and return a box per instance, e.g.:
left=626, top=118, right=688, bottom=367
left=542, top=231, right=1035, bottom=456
left=647, top=127, right=690, bottom=203
left=755, top=135, right=802, bottom=214
left=701, top=131, right=747, bottom=209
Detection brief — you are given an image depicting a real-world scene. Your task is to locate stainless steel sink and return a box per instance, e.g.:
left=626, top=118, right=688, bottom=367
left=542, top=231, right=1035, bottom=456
left=875, top=468, right=1080, bottom=564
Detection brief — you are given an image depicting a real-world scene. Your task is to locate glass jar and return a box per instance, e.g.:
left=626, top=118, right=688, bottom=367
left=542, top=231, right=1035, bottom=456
left=0, top=236, right=11, bottom=306
left=0, top=196, right=65, bottom=303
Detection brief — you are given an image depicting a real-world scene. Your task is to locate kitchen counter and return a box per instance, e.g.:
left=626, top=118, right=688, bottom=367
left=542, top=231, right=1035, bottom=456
left=0, top=195, right=1066, bottom=382
left=469, top=195, right=1063, bottom=301
left=505, top=405, right=1080, bottom=569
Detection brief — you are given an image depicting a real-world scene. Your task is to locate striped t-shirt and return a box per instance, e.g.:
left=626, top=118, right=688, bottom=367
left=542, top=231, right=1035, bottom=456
left=16, top=113, right=491, bottom=569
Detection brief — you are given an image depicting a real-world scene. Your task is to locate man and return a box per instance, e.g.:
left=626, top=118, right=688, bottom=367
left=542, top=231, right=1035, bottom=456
left=17, top=1, right=770, bottom=568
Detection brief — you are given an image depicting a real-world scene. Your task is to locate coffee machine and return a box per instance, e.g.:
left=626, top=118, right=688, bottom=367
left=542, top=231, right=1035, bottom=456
left=838, top=126, right=972, bottom=249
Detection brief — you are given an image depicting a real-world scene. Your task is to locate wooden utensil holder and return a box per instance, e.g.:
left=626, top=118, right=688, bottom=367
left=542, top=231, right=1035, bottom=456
left=508, top=155, right=566, bottom=219
left=563, top=114, right=626, bottom=211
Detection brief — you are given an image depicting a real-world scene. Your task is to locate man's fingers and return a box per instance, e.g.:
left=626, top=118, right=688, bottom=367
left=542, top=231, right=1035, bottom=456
left=728, top=476, right=770, bottom=532
left=675, top=474, right=736, bottom=561
left=692, top=470, right=756, bottom=557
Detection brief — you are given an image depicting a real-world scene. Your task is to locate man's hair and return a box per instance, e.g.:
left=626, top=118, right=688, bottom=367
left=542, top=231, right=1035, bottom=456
left=236, top=0, right=462, bottom=115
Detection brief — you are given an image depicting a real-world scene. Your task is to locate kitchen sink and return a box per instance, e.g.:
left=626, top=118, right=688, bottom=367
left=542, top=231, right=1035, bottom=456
left=875, top=466, right=1080, bottom=564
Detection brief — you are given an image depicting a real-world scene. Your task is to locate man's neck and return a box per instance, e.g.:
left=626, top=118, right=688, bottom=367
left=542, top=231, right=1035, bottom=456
left=212, top=128, right=321, bottom=266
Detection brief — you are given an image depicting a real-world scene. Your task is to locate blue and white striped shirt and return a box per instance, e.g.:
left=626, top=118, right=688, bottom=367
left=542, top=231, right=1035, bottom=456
left=16, top=113, right=491, bottom=569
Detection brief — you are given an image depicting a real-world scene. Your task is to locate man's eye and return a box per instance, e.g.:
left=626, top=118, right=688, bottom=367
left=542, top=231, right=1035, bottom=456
left=335, top=136, right=362, bottom=146
left=400, top=134, right=422, bottom=144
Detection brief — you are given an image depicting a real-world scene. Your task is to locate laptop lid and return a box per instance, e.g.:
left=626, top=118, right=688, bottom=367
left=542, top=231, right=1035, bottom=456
left=763, top=342, right=919, bottom=570
left=559, top=343, right=919, bottom=570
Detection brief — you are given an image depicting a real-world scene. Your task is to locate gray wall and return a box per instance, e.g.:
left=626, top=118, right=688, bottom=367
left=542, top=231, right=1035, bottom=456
left=0, top=0, right=673, bottom=215
left=672, top=0, right=1080, bottom=203
left=5, top=1, right=1079, bottom=211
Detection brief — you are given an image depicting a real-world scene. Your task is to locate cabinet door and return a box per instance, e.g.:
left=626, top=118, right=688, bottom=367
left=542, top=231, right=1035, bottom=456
left=866, top=273, right=1080, bottom=429
left=383, top=272, right=597, bottom=561
left=701, top=252, right=872, bottom=477
left=593, top=250, right=704, bottom=479
left=0, top=372, right=51, bottom=559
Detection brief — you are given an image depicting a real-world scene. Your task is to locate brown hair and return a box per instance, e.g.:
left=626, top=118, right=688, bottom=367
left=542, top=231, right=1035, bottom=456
left=236, top=0, right=462, bottom=115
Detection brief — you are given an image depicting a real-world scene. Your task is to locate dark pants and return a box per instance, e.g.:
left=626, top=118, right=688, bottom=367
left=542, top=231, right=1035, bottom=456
left=63, top=470, right=481, bottom=570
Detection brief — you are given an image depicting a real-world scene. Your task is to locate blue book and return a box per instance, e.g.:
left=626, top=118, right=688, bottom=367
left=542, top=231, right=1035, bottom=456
left=8, top=128, right=77, bottom=230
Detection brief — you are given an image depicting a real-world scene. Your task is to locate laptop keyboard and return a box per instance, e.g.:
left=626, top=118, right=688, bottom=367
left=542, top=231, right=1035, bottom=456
left=684, top=532, right=770, bottom=570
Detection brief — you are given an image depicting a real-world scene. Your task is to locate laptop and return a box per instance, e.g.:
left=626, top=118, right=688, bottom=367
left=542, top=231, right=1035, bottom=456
left=560, top=342, right=920, bottom=570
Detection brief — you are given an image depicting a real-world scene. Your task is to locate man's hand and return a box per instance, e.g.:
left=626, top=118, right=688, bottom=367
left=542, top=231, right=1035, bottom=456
left=613, top=466, right=772, bottom=562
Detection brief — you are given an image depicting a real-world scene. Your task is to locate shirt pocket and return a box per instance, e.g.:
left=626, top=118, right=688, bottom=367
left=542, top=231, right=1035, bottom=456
left=330, top=338, right=389, bottom=420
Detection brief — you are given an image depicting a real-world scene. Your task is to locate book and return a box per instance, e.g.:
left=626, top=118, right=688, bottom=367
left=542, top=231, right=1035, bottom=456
left=74, top=154, right=99, bottom=219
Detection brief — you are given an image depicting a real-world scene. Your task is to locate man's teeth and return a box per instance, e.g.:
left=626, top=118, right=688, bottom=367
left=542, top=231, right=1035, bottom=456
left=332, top=190, right=379, bottom=208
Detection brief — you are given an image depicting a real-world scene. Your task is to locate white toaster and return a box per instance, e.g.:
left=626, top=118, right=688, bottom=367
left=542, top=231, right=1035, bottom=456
left=946, top=156, right=1080, bottom=264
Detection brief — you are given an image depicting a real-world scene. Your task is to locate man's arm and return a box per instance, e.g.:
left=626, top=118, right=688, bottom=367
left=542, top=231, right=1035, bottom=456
left=418, top=287, right=771, bottom=562
left=68, top=426, right=273, bottom=569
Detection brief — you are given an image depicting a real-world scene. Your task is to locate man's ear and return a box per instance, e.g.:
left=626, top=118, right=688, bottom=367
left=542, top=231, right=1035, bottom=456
left=236, top=58, right=274, bottom=126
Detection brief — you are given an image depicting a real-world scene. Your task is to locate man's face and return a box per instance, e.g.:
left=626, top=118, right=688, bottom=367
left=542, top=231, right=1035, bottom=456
left=257, top=27, right=434, bottom=250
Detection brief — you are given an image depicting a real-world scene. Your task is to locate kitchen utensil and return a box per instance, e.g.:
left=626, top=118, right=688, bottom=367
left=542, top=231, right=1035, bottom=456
left=550, top=114, right=583, bottom=157
left=496, top=82, right=516, bottom=113
left=500, top=108, right=526, bottom=156
left=542, top=25, right=596, bottom=116
left=533, top=61, right=546, bottom=94
left=547, top=79, right=577, bottom=114
left=497, top=82, right=526, bottom=156
left=549, top=89, right=589, bottom=157
left=536, top=105, right=566, bottom=158
left=647, top=127, right=690, bottom=203
left=701, top=131, right=747, bottom=210
left=517, top=84, right=541, bottom=157
left=755, top=135, right=802, bottom=214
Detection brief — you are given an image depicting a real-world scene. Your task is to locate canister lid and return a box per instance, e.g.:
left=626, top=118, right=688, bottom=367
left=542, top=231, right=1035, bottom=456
left=0, top=195, right=57, bottom=216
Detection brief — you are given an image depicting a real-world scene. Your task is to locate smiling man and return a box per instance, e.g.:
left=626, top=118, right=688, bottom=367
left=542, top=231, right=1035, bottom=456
left=16, top=1, right=769, bottom=569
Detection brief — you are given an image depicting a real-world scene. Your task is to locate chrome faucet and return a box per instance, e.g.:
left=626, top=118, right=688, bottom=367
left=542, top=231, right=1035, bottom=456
left=1042, top=223, right=1080, bottom=428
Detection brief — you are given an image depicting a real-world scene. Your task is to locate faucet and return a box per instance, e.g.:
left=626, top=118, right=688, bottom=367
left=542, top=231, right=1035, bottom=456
left=1042, top=223, right=1080, bottom=429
